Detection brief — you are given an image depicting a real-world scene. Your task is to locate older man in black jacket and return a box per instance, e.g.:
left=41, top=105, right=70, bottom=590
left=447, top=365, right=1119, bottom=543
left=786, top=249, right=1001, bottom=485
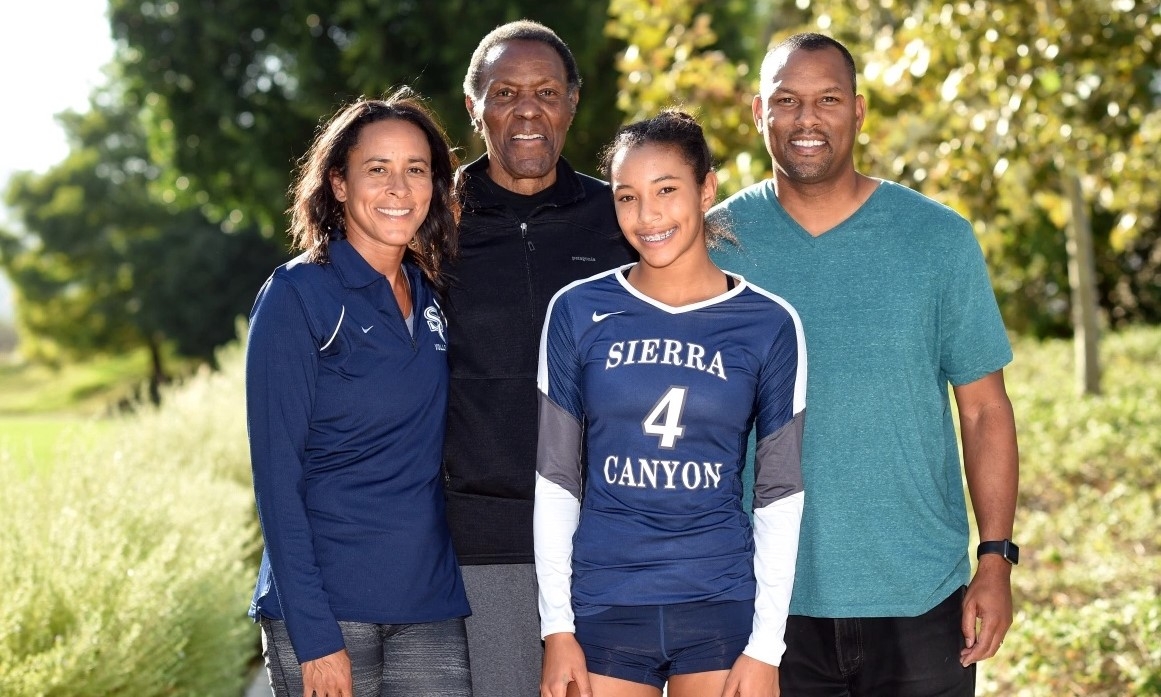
left=443, top=19, right=635, bottom=697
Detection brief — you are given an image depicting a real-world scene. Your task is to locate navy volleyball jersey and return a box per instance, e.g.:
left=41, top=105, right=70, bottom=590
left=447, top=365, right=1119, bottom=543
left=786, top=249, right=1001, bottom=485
left=535, top=264, right=807, bottom=661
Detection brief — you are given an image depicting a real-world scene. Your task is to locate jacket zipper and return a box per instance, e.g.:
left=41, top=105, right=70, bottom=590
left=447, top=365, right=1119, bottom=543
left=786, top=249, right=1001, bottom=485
left=520, top=221, right=536, bottom=327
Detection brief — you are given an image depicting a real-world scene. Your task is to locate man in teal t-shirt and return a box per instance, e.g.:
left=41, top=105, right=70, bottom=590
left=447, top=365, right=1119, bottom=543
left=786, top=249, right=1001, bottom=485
left=710, top=33, right=1020, bottom=696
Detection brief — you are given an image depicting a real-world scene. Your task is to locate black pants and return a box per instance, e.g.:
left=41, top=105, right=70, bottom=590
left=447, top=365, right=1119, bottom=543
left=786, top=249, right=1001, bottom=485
left=780, top=587, right=975, bottom=697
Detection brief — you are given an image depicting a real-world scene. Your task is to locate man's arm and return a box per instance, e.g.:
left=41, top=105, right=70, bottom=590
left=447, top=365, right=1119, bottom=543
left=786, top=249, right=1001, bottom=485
left=953, top=369, right=1019, bottom=666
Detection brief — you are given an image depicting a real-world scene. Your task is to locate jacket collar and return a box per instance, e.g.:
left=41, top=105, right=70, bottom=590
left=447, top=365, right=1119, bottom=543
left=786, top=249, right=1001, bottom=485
left=328, top=237, right=385, bottom=289
left=457, top=154, right=585, bottom=212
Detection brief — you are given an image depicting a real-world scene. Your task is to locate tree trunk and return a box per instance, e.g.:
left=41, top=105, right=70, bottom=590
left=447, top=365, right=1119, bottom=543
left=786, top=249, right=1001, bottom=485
left=147, top=335, right=167, bottom=405
left=1063, top=173, right=1101, bottom=395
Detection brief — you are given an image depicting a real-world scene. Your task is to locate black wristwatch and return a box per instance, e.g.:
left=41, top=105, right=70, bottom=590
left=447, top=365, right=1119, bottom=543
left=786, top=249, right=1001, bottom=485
left=977, top=539, right=1019, bottom=565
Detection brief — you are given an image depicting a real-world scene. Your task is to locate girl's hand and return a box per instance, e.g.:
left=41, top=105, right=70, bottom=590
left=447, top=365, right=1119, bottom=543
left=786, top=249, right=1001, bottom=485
left=721, top=653, right=779, bottom=697
left=541, top=632, right=592, bottom=697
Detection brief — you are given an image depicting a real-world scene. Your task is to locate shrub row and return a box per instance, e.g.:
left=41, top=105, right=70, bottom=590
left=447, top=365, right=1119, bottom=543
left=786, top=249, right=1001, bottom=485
left=981, top=326, right=1161, bottom=695
left=0, top=340, right=257, bottom=696
left=2, top=324, right=1159, bottom=695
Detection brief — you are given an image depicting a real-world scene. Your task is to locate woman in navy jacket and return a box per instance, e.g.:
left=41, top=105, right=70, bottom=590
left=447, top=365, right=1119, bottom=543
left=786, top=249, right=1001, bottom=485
left=246, top=88, right=470, bottom=697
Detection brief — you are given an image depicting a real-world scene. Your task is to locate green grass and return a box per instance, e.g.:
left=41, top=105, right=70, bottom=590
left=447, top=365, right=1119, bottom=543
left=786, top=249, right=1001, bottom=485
left=0, top=350, right=155, bottom=417
left=0, top=416, right=111, bottom=476
left=0, top=350, right=150, bottom=475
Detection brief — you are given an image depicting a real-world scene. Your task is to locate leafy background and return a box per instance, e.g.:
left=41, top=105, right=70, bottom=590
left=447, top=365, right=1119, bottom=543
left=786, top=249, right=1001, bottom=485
left=1, top=0, right=1158, bottom=694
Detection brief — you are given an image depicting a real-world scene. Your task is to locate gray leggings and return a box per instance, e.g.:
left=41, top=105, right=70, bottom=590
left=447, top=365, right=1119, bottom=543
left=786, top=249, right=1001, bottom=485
left=260, top=616, right=471, bottom=697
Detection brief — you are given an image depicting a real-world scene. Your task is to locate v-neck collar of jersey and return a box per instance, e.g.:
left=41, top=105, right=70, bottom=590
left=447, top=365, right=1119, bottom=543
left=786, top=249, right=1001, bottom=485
left=613, top=263, right=747, bottom=314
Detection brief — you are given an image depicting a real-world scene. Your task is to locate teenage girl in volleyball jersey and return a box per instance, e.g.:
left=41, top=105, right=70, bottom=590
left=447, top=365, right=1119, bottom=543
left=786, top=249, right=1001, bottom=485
left=535, top=110, right=807, bottom=697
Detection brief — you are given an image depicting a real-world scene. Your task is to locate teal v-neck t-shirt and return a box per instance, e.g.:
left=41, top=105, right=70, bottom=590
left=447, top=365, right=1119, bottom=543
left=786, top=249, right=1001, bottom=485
left=710, top=179, right=1011, bottom=618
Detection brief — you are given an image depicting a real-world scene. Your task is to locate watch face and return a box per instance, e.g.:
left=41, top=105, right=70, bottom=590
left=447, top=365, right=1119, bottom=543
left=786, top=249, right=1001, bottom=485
left=1005, top=541, right=1020, bottom=564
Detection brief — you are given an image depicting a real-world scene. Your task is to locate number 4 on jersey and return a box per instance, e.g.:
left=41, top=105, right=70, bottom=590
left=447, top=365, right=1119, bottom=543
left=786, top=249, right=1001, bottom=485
left=643, top=386, right=688, bottom=449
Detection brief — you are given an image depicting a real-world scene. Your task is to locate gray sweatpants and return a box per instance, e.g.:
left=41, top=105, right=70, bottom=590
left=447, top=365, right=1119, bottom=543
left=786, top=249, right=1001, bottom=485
left=461, top=564, right=542, bottom=697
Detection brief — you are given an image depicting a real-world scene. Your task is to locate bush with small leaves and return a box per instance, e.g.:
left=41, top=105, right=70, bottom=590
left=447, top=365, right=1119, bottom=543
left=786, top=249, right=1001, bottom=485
left=0, top=335, right=257, bottom=696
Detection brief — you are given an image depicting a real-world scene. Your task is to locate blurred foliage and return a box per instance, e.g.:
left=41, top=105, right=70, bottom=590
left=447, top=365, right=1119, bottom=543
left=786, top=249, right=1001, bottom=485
left=112, top=326, right=254, bottom=490
left=0, top=320, right=15, bottom=354
left=6, top=0, right=1151, bottom=380
left=607, top=0, right=1161, bottom=337
left=0, top=348, right=160, bottom=417
left=0, top=377, right=256, bottom=695
left=817, top=0, right=1161, bottom=337
left=108, top=0, right=627, bottom=236
left=605, top=0, right=791, bottom=191
left=0, top=85, right=285, bottom=392
left=0, top=416, right=106, bottom=479
left=985, top=326, right=1161, bottom=695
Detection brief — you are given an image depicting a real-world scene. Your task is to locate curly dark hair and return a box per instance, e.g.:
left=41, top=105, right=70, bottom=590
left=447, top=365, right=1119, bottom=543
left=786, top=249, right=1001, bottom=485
left=463, top=20, right=581, bottom=101
left=598, top=108, right=735, bottom=248
left=287, top=86, right=459, bottom=293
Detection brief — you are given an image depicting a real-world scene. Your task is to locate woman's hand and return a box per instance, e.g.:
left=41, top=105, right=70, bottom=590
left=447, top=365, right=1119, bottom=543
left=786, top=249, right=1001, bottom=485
left=301, top=648, right=352, bottom=697
left=721, top=653, right=779, bottom=697
left=541, top=632, right=592, bottom=697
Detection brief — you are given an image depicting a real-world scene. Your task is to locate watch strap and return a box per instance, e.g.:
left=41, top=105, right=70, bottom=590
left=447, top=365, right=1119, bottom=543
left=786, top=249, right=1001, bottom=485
left=977, top=539, right=1019, bottom=565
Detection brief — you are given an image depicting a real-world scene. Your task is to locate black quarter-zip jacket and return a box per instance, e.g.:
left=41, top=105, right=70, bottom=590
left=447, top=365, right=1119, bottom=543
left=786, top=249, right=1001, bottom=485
left=443, top=154, right=636, bottom=565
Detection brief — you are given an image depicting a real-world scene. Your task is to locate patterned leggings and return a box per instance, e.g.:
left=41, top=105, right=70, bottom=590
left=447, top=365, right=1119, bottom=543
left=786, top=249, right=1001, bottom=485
left=260, top=616, right=471, bottom=697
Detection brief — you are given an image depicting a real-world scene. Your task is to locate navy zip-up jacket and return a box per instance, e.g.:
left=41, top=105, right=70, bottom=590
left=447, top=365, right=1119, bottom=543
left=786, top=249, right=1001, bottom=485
left=246, top=238, right=469, bottom=663
left=442, top=155, right=636, bottom=565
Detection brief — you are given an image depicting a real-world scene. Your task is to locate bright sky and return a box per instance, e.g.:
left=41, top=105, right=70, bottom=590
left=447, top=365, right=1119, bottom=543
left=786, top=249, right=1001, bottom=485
left=0, top=1, right=114, bottom=181
left=0, top=0, right=114, bottom=319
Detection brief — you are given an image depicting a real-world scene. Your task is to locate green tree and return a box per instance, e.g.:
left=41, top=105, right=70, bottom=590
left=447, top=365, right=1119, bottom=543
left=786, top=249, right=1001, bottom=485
left=109, top=0, right=625, bottom=236
left=797, top=0, right=1161, bottom=393
left=605, top=0, right=791, bottom=194
left=0, top=319, right=16, bottom=354
left=0, top=89, right=285, bottom=400
left=609, top=0, right=1161, bottom=394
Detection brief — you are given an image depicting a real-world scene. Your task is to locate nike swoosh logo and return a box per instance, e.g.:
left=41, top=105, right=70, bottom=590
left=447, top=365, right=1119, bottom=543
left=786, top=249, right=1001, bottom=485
left=592, top=311, right=624, bottom=322
left=361, top=325, right=373, bottom=333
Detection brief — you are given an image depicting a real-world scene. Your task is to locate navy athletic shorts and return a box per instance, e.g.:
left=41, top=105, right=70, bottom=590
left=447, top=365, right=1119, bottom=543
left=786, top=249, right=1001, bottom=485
left=573, top=599, right=754, bottom=688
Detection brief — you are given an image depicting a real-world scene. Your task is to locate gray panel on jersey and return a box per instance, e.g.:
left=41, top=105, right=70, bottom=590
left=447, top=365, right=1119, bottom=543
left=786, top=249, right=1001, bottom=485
left=754, top=410, right=805, bottom=508
left=537, top=393, right=584, bottom=499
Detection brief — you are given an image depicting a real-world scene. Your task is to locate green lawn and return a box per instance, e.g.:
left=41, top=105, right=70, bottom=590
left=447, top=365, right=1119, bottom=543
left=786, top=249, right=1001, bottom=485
left=0, top=351, right=150, bottom=474
left=0, top=349, right=154, bottom=417
left=0, top=415, right=111, bottom=475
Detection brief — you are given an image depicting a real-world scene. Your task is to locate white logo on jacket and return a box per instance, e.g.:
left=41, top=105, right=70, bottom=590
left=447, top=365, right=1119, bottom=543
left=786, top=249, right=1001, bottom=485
left=424, top=305, right=447, bottom=348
